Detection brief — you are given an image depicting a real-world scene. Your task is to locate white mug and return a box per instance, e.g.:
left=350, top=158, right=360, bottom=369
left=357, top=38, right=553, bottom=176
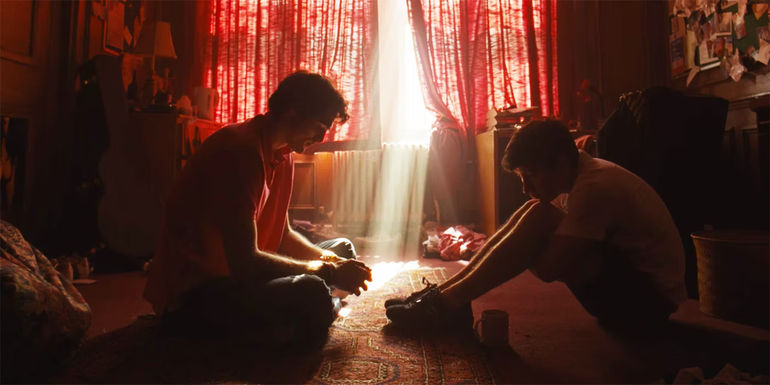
left=474, top=309, right=509, bottom=347
left=193, top=87, right=219, bottom=120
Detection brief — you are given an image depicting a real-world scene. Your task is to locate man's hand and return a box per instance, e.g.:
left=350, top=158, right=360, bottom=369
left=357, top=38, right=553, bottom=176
left=330, top=259, right=372, bottom=296
left=320, top=249, right=344, bottom=262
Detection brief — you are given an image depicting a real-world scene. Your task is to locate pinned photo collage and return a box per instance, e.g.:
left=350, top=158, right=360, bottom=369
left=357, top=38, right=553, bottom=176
left=670, top=0, right=770, bottom=76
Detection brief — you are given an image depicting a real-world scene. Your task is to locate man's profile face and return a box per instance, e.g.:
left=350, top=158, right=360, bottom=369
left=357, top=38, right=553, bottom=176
left=515, top=164, right=563, bottom=202
left=287, top=118, right=330, bottom=153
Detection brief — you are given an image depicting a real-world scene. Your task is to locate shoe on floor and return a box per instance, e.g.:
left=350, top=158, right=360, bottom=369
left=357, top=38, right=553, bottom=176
left=384, top=277, right=437, bottom=308
left=386, top=286, right=473, bottom=332
left=385, top=286, right=442, bottom=329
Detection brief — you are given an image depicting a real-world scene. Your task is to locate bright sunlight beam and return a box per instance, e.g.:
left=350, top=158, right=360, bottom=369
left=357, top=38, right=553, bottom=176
left=354, top=0, right=434, bottom=259
left=377, top=0, right=434, bottom=146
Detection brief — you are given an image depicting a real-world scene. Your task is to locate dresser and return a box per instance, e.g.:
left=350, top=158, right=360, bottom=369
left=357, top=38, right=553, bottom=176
left=475, top=128, right=529, bottom=236
left=97, top=112, right=223, bottom=258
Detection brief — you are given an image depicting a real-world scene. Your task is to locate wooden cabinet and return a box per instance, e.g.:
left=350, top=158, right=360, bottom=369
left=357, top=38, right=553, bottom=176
left=289, top=152, right=333, bottom=222
left=98, top=112, right=222, bottom=257
left=475, top=129, right=528, bottom=236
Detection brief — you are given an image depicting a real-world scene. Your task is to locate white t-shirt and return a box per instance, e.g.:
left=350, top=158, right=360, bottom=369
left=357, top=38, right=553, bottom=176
left=553, top=151, right=687, bottom=305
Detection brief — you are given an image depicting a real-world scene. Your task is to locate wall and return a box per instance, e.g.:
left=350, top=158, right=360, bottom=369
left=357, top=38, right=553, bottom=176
left=1, top=1, right=71, bottom=247
left=557, top=0, right=670, bottom=121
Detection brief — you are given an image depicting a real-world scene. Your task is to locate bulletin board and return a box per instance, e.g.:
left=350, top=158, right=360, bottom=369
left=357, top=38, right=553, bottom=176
left=669, top=0, right=769, bottom=84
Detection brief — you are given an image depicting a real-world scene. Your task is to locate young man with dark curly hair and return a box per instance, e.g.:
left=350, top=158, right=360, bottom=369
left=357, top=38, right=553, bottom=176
left=145, top=71, right=371, bottom=348
left=386, top=119, right=686, bottom=333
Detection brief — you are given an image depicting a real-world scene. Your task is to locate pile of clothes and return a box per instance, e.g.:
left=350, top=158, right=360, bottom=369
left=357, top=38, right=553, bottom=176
left=423, top=225, right=487, bottom=261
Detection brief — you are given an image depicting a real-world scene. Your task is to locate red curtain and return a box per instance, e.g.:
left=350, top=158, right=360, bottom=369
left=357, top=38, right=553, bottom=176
left=531, top=0, right=558, bottom=118
left=408, top=0, right=559, bottom=141
left=205, top=0, right=376, bottom=142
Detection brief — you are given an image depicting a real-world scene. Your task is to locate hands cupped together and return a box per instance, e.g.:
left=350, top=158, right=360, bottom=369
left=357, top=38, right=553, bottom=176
left=330, top=259, right=372, bottom=296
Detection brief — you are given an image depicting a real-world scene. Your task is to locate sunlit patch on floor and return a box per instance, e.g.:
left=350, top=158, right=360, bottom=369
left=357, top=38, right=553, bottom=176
left=338, top=307, right=352, bottom=318
left=366, top=260, right=422, bottom=291
left=335, top=260, right=423, bottom=320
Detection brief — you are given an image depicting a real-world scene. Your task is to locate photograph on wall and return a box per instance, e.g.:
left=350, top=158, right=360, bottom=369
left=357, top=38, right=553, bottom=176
left=758, top=25, right=770, bottom=43
left=734, top=12, right=747, bottom=39
left=724, top=34, right=735, bottom=56
left=671, top=0, right=769, bottom=78
left=670, top=16, right=687, bottom=75
left=718, top=11, right=733, bottom=33
left=715, top=36, right=726, bottom=57
left=698, top=13, right=718, bottom=43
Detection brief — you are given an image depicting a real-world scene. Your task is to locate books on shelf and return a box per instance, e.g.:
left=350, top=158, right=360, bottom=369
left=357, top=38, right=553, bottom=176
left=486, top=106, right=541, bottom=130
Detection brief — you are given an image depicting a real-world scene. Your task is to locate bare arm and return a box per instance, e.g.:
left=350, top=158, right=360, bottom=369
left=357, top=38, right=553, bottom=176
left=278, top=213, right=338, bottom=261
left=278, top=216, right=372, bottom=293
left=221, top=211, right=324, bottom=282
left=210, top=148, right=365, bottom=288
left=440, top=201, right=563, bottom=307
left=468, top=200, right=539, bottom=265
left=438, top=199, right=538, bottom=291
left=222, top=212, right=370, bottom=293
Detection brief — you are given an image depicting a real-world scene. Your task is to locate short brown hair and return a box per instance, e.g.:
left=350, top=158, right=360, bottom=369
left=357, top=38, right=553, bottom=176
left=501, top=119, right=578, bottom=173
left=268, top=71, right=349, bottom=126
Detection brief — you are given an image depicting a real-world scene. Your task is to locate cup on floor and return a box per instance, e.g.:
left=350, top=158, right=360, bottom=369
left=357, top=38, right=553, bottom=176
left=474, top=309, right=509, bottom=348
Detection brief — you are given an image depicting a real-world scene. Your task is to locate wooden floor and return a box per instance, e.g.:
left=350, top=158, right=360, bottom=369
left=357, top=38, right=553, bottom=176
left=75, top=256, right=769, bottom=384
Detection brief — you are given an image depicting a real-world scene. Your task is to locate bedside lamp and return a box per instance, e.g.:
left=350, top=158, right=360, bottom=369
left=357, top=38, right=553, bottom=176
left=134, top=21, right=177, bottom=108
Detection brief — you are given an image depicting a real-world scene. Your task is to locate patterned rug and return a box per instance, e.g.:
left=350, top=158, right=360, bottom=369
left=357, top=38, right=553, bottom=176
left=53, top=267, right=495, bottom=384
left=314, top=267, right=495, bottom=384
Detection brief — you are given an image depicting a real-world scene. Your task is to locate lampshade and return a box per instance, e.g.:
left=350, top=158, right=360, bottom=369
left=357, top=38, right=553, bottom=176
left=134, top=21, right=177, bottom=59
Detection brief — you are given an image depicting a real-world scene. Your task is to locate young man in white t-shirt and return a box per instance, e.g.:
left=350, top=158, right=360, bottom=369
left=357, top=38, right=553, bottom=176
left=386, top=119, right=686, bottom=331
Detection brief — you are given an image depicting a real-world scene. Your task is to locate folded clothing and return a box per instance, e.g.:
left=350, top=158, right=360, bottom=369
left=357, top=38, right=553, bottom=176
left=423, top=225, right=487, bottom=261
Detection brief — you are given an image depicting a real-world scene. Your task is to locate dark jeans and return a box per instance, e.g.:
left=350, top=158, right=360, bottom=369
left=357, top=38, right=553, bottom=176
left=163, top=238, right=357, bottom=347
left=316, top=237, right=357, bottom=260
left=567, top=252, right=677, bottom=331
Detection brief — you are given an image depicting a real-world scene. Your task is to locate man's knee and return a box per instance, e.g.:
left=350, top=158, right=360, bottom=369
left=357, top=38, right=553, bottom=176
left=288, top=274, right=336, bottom=326
left=289, top=274, right=333, bottom=300
left=318, top=237, right=357, bottom=260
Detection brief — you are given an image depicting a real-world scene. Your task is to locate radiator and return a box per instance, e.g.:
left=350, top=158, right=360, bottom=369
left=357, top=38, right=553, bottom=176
left=331, top=144, right=428, bottom=254
left=331, top=149, right=381, bottom=234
